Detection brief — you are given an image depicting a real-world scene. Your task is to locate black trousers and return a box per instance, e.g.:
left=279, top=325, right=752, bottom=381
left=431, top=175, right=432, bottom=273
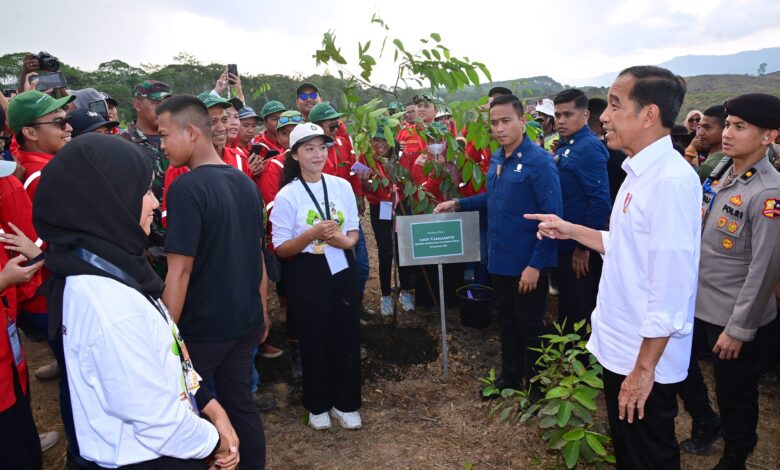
left=603, top=368, right=680, bottom=470
left=491, top=272, right=548, bottom=386
left=555, top=250, right=597, bottom=328
left=677, top=319, right=718, bottom=423
left=187, top=329, right=266, bottom=470
left=369, top=203, right=413, bottom=296
left=288, top=252, right=361, bottom=415
left=0, top=363, right=41, bottom=470
left=97, top=457, right=206, bottom=469
left=679, top=318, right=767, bottom=455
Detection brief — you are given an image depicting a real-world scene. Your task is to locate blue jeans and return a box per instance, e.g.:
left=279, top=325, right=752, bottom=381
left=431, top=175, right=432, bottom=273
left=355, top=223, right=370, bottom=298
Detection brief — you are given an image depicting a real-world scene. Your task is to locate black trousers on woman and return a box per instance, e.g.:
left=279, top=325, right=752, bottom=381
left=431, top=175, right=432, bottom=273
left=369, top=203, right=413, bottom=296
left=0, top=363, right=41, bottom=470
left=288, top=251, right=361, bottom=415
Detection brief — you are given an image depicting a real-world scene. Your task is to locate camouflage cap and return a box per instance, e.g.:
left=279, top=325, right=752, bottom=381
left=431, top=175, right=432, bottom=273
left=133, top=80, right=172, bottom=100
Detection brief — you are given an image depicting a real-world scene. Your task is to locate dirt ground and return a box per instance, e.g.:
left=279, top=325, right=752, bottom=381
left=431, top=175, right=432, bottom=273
left=28, top=216, right=780, bottom=469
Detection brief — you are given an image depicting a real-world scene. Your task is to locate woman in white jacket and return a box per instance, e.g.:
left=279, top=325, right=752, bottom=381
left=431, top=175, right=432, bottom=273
left=33, top=134, right=239, bottom=470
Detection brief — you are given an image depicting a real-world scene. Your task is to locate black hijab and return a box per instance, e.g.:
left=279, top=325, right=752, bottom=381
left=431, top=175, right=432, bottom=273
left=33, top=133, right=164, bottom=340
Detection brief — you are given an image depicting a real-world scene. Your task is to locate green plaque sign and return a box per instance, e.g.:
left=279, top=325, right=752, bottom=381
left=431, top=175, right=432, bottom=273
left=410, top=220, right=464, bottom=259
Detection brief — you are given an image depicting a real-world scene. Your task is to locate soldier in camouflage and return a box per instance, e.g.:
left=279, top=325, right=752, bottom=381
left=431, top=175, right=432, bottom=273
left=121, top=80, right=172, bottom=274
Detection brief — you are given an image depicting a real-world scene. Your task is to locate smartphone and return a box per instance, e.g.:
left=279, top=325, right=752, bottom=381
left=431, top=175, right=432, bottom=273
left=23, top=253, right=45, bottom=267
left=29, top=71, right=67, bottom=91
left=88, top=100, right=109, bottom=121
left=250, top=144, right=263, bottom=156
left=264, top=150, right=280, bottom=161
left=227, top=64, right=238, bottom=85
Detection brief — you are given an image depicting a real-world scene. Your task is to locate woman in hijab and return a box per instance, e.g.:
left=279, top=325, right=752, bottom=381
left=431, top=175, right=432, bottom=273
left=33, top=134, right=239, bottom=470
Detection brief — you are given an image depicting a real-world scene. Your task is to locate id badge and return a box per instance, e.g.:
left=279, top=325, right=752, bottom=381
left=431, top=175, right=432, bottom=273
left=7, top=318, right=23, bottom=366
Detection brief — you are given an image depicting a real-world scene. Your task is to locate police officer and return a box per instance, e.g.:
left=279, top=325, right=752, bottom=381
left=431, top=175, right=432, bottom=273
left=435, top=94, right=563, bottom=392
left=683, top=93, right=780, bottom=470
left=552, top=89, right=611, bottom=328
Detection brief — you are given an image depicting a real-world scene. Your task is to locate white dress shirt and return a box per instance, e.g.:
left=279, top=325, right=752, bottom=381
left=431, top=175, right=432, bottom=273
left=63, top=275, right=218, bottom=468
left=587, top=136, right=702, bottom=384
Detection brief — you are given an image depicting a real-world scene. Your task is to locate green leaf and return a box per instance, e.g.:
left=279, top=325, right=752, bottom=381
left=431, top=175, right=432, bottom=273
left=466, top=67, right=480, bottom=85
left=585, top=433, right=607, bottom=456
left=431, top=48, right=441, bottom=60
left=476, top=62, right=492, bottom=82
left=500, top=387, right=516, bottom=398
left=546, top=428, right=568, bottom=449
left=540, top=415, right=557, bottom=428
left=563, top=428, right=585, bottom=441
left=557, top=401, right=573, bottom=427
left=431, top=32, right=441, bottom=42
left=541, top=400, right=560, bottom=416
left=569, top=402, right=593, bottom=424
left=563, top=440, right=581, bottom=469
left=545, top=386, right=571, bottom=400
left=499, top=405, right=512, bottom=422
left=461, top=160, right=473, bottom=182
left=393, top=39, right=405, bottom=51
left=371, top=179, right=379, bottom=192
left=422, top=49, right=431, bottom=60
left=581, top=374, right=603, bottom=388
left=605, top=454, right=617, bottom=463
left=482, top=385, right=498, bottom=397
left=573, top=386, right=598, bottom=400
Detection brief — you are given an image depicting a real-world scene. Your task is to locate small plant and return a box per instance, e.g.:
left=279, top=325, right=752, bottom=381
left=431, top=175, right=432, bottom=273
left=481, top=320, right=615, bottom=469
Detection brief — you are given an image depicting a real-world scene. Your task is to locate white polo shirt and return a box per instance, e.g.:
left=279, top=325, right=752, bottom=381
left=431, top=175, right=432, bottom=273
left=587, top=136, right=702, bottom=384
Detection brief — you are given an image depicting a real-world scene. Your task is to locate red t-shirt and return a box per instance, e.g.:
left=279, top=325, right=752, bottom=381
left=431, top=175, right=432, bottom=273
left=358, top=154, right=393, bottom=205
left=322, top=136, right=362, bottom=197
left=0, top=249, right=28, bottom=412
left=15, top=150, right=54, bottom=201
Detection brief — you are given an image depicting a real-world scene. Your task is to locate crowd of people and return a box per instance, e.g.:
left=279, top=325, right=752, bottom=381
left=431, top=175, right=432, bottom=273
left=0, top=52, right=778, bottom=470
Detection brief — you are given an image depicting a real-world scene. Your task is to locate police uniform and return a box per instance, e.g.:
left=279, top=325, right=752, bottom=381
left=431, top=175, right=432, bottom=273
left=458, top=135, right=563, bottom=388
left=554, top=125, right=611, bottom=327
left=683, top=93, right=780, bottom=466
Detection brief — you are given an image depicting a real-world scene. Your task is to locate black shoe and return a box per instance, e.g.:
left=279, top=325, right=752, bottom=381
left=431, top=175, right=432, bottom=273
left=289, top=343, right=303, bottom=381
left=681, top=415, right=722, bottom=455
left=252, top=392, right=278, bottom=413
left=711, top=450, right=748, bottom=470
left=494, top=376, right=521, bottom=392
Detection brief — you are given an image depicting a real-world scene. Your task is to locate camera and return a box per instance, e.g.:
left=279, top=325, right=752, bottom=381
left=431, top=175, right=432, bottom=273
left=36, top=51, right=60, bottom=72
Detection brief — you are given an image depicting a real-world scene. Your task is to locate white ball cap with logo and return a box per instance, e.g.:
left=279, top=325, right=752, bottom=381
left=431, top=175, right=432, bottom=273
left=289, top=122, right=334, bottom=151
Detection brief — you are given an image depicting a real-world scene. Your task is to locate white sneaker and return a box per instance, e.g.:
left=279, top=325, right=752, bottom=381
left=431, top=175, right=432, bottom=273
left=329, top=407, right=362, bottom=430
left=399, top=291, right=415, bottom=312
left=35, top=361, right=59, bottom=380
left=309, top=411, right=331, bottom=430
left=380, top=296, right=393, bottom=317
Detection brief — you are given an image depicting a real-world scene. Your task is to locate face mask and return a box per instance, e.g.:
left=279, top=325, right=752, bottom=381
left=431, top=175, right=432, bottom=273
left=428, top=143, right=446, bottom=156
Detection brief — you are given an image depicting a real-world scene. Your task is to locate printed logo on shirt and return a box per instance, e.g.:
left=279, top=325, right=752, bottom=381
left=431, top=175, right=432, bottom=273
left=721, top=238, right=734, bottom=250
left=717, top=216, right=727, bottom=228
left=729, top=195, right=743, bottom=207
left=727, top=221, right=739, bottom=233
left=762, top=198, right=779, bottom=219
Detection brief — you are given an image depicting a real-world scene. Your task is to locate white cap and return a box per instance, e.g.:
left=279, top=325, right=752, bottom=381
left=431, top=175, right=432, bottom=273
left=289, top=122, right=334, bottom=150
left=535, top=98, right=554, bottom=117
left=0, top=160, right=17, bottom=178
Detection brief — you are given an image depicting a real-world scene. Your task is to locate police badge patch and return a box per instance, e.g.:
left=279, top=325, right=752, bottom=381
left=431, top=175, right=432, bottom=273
left=762, top=198, right=779, bottom=219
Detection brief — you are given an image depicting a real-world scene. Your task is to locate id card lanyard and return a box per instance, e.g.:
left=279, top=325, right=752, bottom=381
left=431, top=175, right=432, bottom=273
left=6, top=314, right=24, bottom=367
left=299, top=175, right=330, bottom=221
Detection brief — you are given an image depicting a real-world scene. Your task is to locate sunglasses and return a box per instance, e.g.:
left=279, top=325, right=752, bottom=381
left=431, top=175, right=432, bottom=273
left=298, top=92, right=319, bottom=101
left=278, top=115, right=303, bottom=125
left=327, top=123, right=340, bottom=132
left=29, top=116, right=71, bottom=130
left=688, top=117, right=701, bottom=123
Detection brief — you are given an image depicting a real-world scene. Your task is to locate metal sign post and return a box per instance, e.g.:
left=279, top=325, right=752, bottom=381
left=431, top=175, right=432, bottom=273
left=396, top=212, right=481, bottom=381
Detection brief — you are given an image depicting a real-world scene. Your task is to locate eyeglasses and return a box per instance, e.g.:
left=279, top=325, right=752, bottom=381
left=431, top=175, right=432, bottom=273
left=278, top=115, right=303, bottom=125
left=298, top=92, right=319, bottom=101
left=688, top=117, right=701, bottom=123
left=28, top=116, right=71, bottom=130
left=327, top=123, right=340, bottom=132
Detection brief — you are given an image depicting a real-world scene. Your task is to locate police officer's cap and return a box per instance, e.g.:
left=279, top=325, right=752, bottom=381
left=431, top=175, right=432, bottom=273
left=724, top=93, right=780, bottom=130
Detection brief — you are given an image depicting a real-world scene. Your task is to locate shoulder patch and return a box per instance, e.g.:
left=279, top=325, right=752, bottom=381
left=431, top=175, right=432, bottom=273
left=762, top=198, right=779, bottom=219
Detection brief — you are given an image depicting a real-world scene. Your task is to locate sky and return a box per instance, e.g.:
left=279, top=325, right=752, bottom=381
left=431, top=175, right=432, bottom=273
left=4, top=0, right=780, bottom=86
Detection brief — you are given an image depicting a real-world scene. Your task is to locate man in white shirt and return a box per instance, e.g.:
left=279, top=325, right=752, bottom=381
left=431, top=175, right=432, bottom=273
left=527, top=65, right=701, bottom=470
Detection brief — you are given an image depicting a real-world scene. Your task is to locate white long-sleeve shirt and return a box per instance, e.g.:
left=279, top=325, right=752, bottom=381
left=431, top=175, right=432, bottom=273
left=587, top=136, right=702, bottom=384
left=62, top=275, right=218, bottom=468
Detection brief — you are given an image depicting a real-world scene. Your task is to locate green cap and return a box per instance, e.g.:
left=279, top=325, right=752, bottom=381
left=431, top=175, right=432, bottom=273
left=308, top=102, right=344, bottom=123
left=197, top=92, right=232, bottom=109
left=133, top=80, right=172, bottom=100
left=426, top=121, right=449, bottom=139
left=372, top=126, right=386, bottom=141
left=277, top=110, right=304, bottom=130
left=260, top=100, right=286, bottom=118
left=296, top=82, right=320, bottom=95
left=7, top=91, right=75, bottom=133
